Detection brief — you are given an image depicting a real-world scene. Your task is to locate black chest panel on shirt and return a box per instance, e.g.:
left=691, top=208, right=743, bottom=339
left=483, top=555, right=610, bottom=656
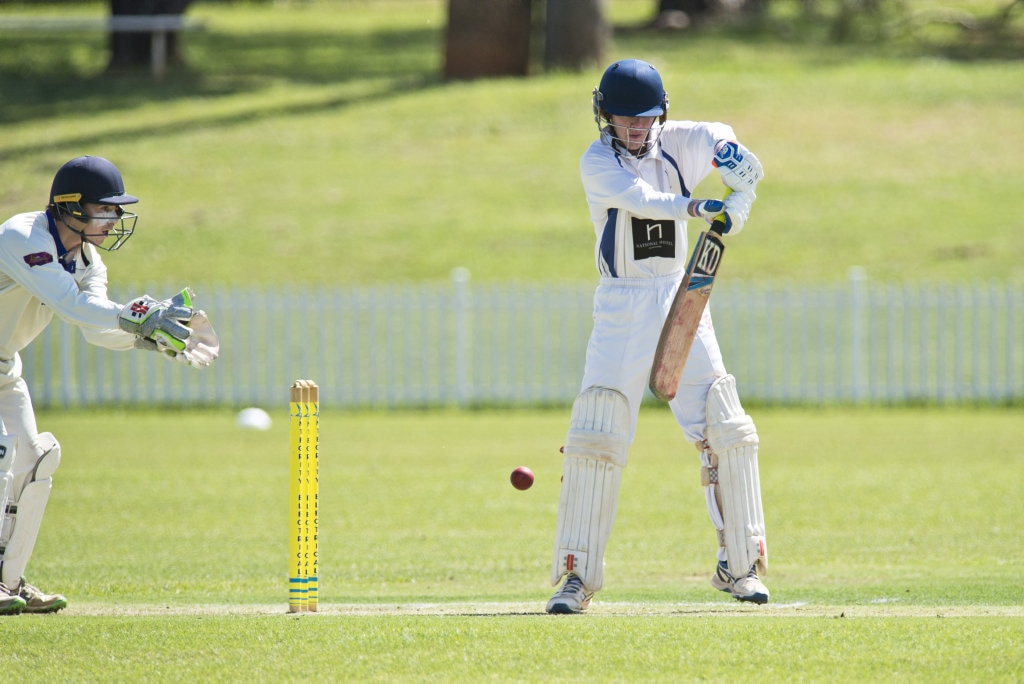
left=630, top=217, right=675, bottom=260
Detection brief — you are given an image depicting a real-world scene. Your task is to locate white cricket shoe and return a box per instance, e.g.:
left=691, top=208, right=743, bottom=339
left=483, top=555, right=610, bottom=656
left=0, top=582, right=26, bottom=616
left=546, top=573, right=593, bottom=614
left=711, top=560, right=769, bottom=604
left=17, top=578, right=67, bottom=614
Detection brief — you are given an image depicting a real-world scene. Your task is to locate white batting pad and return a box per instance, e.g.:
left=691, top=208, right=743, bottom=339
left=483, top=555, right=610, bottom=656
left=551, top=386, right=630, bottom=591
left=0, top=433, right=15, bottom=555
left=1, top=434, right=60, bottom=586
left=704, top=375, right=767, bottom=578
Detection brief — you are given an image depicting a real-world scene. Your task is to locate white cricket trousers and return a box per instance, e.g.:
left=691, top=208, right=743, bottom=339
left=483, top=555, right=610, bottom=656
left=0, top=354, right=44, bottom=491
left=579, top=274, right=727, bottom=445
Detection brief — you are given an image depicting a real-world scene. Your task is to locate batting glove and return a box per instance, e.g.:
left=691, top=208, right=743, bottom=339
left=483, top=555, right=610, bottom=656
left=721, top=191, right=754, bottom=236
left=713, top=140, right=763, bottom=191
left=687, top=198, right=733, bottom=233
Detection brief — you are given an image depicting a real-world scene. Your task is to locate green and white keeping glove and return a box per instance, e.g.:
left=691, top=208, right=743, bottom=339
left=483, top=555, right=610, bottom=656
left=119, top=292, right=193, bottom=354
left=180, top=308, right=220, bottom=368
left=124, top=288, right=220, bottom=368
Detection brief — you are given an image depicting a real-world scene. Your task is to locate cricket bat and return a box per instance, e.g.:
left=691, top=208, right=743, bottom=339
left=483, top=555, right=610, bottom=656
left=649, top=216, right=728, bottom=402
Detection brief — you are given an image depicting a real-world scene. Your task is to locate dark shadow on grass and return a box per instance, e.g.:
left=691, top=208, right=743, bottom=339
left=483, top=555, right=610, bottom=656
left=0, top=74, right=441, bottom=160
left=0, top=25, right=445, bottom=155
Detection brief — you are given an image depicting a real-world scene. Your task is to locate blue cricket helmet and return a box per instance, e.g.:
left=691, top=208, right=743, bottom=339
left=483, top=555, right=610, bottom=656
left=50, top=156, right=138, bottom=207
left=48, top=156, right=139, bottom=251
left=593, top=59, right=668, bottom=119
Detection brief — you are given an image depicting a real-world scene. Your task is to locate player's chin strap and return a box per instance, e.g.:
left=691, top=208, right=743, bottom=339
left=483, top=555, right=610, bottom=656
left=551, top=386, right=631, bottom=592
left=0, top=432, right=61, bottom=586
left=699, top=375, right=767, bottom=579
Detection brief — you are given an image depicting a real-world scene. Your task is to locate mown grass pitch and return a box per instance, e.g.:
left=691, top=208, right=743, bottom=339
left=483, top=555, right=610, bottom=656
left=3, top=406, right=1020, bottom=680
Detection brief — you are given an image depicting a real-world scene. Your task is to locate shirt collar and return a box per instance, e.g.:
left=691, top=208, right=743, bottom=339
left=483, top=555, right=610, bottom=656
left=46, top=211, right=90, bottom=274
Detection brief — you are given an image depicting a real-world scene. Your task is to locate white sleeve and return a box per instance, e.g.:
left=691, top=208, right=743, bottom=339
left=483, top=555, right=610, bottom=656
left=0, top=214, right=123, bottom=331
left=76, top=248, right=136, bottom=351
left=659, top=120, right=738, bottom=195
left=662, top=121, right=760, bottom=234
left=580, top=141, right=692, bottom=221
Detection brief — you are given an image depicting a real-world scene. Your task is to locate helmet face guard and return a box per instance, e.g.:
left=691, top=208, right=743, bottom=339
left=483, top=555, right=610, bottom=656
left=592, top=59, right=669, bottom=156
left=49, top=156, right=139, bottom=251
left=52, top=198, right=138, bottom=251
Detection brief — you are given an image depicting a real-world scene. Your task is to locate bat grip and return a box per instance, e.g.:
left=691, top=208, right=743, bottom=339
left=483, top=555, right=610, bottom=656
left=710, top=188, right=732, bottom=235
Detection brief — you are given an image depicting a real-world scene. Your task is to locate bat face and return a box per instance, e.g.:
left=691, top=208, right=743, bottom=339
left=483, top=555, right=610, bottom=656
left=687, top=231, right=724, bottom=294
left=649, top=230, right=726, bottom=401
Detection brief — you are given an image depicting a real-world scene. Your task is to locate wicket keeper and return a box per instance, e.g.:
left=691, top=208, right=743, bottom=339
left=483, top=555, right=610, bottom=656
left=0, top=156, right=219, bottom=614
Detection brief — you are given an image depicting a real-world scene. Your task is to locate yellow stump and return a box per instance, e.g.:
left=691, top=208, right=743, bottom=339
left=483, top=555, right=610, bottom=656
left=307, top=382, right=319, bottom=612
left=289, top=379, right=319, bottom=613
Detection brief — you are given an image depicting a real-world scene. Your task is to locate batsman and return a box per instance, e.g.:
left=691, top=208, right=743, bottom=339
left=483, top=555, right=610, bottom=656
left=546, top=59, right=768, bottom=613
left=0, top=156, right=220, bottom=614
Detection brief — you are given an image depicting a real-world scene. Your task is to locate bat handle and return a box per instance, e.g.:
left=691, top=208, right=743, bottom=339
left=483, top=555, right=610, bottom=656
left=709, top=188, right=732, bottom=235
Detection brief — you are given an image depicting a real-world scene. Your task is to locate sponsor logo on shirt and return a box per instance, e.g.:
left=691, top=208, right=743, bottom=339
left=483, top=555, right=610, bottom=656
left=630, top=217, right=675, bottom=260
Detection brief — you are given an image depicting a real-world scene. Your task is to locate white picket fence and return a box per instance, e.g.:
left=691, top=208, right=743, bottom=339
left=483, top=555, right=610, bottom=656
left=19, top=271, right=1024, bottom=409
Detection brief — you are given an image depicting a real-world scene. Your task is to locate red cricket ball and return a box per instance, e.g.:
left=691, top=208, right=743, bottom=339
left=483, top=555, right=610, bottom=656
left=510, top=466, right=535, bottom=491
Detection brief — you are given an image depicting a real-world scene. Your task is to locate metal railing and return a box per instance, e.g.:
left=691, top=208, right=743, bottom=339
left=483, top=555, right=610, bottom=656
left=19, top=271, right=1023, bottom=409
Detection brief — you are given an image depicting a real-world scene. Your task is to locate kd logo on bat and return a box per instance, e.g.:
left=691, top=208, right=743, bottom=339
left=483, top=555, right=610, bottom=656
left=694, top=238, right=723, bottom=276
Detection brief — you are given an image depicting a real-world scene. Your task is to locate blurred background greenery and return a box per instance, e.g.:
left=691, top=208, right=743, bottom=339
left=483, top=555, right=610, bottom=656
left=1, top=0, right=1021, bottom=289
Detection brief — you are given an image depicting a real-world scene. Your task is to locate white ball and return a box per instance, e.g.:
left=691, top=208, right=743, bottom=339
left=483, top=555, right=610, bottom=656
left=237, top=407, right=272, bottom=431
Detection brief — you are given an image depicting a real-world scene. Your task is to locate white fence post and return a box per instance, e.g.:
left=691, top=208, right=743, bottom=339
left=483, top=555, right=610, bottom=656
left=849, top=266, right=867, bottom=403
left=452, top=267, right=472, bottom=408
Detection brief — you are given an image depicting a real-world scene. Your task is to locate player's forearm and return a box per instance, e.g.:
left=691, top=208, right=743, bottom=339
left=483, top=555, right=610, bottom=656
left=80, top=327, right=136, bottom=351
left=585, top=174, right=696, bottom=223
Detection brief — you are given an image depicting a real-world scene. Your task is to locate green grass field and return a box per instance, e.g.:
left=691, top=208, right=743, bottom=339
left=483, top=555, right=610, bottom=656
left=4, top=406, right=1023, bottom=680
left=1, top=1, right=1022, bottom=680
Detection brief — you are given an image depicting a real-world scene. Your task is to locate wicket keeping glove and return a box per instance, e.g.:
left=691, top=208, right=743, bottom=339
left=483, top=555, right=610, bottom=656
left=180, top=309, right=220, bottom=368
left=119, top=293, right=193, bottom=354
left=124, top=288, right=220, bottom=368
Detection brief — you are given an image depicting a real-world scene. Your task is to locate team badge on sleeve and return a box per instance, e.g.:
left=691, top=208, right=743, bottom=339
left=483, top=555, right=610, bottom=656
left=23, top=252, right=54, bottom=267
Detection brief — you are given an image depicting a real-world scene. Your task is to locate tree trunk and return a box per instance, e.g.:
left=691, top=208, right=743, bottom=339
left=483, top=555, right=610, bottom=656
left=108, top=0, right=193, bottom=73
left=444, top=0, right=532, bottom=80
left=545, top=0, right=609, bottom=71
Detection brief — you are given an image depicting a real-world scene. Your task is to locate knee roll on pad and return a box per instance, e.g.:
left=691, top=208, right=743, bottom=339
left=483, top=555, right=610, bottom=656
left=32, top=433, right=61, bottom=481
left=551, top=386, right=630, bottom=591
left=706, top=375, right=759, bottom=454
left=1, top=433, right=61, bottom=586
left=702, top=376, right=767, bottom=578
